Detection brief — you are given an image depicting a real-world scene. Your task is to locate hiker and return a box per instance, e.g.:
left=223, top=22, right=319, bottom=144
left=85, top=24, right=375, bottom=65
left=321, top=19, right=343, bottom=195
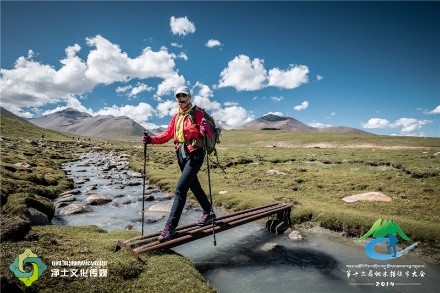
left=142, top=86, right=216, bottom=242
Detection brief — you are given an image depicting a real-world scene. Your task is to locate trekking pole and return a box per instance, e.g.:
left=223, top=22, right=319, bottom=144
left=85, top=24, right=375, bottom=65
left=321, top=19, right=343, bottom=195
left=141, top=130, right=148, bottom=236
left=202, top=119, right=217, bottom=246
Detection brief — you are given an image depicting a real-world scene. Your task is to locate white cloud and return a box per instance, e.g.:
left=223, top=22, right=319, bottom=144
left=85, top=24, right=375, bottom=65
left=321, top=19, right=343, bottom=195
left=0, top=49, right=93, bottom=109
left=85, top=35, right=177, bottom=85
left=267, top=65, right=309, bottom=89
left=177, top=52, right=188, bottom=61
left=42, top=96, right=94, bottom=116
left=155, top=74, right=186, bottom=98
left=205, top=39, right=222, bottom=48
left=0, top=34, right=184, bottom=114
left=362, top=117, right=432, bottom=135
left=213, top=106, right=253, bottom=127
left=170, top=16, right=196, bottom=36
left=218, top=55, right=267, bottom=91
left=264, top=111, right=286, bottom=117
left=393, top=118, right=431, bottom=134
left=156, top=100, right=178, bottom=118
left=224, top=101, right=239, bottom=107
left=294, top=101, right=309, bottom=111
left=427, top=105, right=440, bottom=114
left=316, top=74, right=323, bottom=81
left=271, top=96, right=284, bottom=102
left=116, top=84, right=154, bottom=98
left=95, top=102, right=156, bottom=126
left=218, top=55, right=310, bottom=91
left=362, top=118, right=391, bottom=128
left=308, top=121, right=332, bottom=128
left=171, top=42, right=183, bottom=48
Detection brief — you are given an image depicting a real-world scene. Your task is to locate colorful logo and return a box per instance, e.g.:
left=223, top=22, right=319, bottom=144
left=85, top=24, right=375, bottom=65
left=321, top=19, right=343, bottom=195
left=356, top=219, right=418, bottom=260
left=9, top=249, right=47, bottom=286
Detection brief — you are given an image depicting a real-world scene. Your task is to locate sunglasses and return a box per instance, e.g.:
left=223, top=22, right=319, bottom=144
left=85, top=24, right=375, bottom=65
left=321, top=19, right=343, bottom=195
left=176, top=93, right=188, bottom=98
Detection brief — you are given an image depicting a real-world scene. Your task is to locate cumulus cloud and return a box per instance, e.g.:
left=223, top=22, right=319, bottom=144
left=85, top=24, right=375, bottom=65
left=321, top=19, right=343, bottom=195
left=294, top=101, right=309, bottom=111
left=218, top=55, right=267, bottom=91
left=267, top=65, right=309, bottom=89
left=1, top=35, right=183, bottom=115
left=308, top=121, right=332, bottom=128
left=362, top=117, right=432, bottom=135
left=362, top=118, right=391, bottom=129
left=95, top=102, right=156, bottom=126
left=42, top=96, right=94, bottom=116
left=191, top=82, right=253, bottom=126
left=170, top=16, right=196, bottom=36
left=427, top=105, right=440, bottom=114
left=224, top=101, right=239, bottom=107
left=393, top=118, right=431, bottom=134
left=177, top=52, right=188, bottom=61
left=116, top=83, right=153, bottom=98
left=205, top=39, right=222, bottom=48
left=316, top=75, right=323, bottom=81
left=218, top=55, right=310, bottom=91
left=85, top=35, right=177, bottom=85
left=0, top=49, right=93, bottom=109
left=155, top=74, right=186, bottom=98
left=157, top=100, right=178, bottom=118
left=265, top=111, right=285, bottom=117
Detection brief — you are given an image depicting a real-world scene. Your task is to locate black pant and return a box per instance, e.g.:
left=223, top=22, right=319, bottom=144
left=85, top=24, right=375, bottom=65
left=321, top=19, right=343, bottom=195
left=167, top=147, right=212, bottom=227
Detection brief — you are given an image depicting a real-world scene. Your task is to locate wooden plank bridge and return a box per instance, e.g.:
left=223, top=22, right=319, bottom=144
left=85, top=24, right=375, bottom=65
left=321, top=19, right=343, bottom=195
left=114, top=202, right=293, bottom=259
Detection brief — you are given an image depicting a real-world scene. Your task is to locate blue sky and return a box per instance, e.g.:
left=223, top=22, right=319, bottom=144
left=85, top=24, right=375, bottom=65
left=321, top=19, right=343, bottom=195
left=1, top=1, right=439, bottom=137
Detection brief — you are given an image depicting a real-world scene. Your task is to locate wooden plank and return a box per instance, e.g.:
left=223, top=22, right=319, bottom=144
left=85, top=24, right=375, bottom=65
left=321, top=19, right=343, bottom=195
left=115, top=203, right=292, bottom=258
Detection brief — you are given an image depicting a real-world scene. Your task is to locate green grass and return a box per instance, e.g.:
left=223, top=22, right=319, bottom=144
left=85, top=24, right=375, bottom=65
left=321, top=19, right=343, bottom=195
left=2, top=115, right=440, bottom=291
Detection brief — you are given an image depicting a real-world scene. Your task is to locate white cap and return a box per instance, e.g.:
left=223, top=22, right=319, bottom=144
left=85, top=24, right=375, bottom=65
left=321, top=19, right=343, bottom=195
left=174, top=86, right=191, bottom=97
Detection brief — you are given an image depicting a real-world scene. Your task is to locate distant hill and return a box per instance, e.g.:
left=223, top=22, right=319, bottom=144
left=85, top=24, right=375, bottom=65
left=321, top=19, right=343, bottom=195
left=28, top=108, right=149, bottom=139
left=0, top=107, right=71, bottom=141
left=238, top=114, right=317, bottom=132
left=318, top=126, right=372, bottom=135
left=0, top=107, right=33, bottom=124
left=237, top=114, right=372, bottom=135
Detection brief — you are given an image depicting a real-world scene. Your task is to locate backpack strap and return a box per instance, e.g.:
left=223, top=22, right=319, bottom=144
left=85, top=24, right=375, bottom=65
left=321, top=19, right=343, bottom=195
left=188, top=106, right=203, bottom=134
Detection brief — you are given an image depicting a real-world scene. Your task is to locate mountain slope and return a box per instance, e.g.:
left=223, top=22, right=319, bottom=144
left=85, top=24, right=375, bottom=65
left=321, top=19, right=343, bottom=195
left=318, top=126, right=372, bottom=135
left=237, top=114, right=372, bottom=135
left=0, top=109, right=71, bottom=141
left=29, top=108, right=147, bottom=138
left=238, top=114, right=318, bottom=132
left=28, top=108, right=92, bottom=131
left=0, top=107, right=33, bottom=124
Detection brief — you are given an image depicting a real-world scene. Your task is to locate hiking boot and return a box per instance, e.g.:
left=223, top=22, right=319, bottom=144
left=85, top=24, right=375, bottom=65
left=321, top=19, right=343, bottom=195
left=158, top=223, right=176, bottom=242
left=197, top=212, right=216, bottom=226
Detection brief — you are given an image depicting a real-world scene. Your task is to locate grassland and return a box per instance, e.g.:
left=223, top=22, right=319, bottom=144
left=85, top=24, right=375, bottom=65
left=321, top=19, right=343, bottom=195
left=129, top=131, right=440, bottom=255
left=1, top=115, right=439, bottom=292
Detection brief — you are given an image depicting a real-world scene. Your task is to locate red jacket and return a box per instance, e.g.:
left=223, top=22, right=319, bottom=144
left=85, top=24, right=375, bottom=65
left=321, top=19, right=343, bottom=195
left=150, top=106, right=211, bottom=153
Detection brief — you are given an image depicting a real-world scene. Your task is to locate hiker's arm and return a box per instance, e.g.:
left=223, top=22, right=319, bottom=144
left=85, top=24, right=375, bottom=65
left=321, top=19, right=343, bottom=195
left=149, top=116, right=175, bottom=144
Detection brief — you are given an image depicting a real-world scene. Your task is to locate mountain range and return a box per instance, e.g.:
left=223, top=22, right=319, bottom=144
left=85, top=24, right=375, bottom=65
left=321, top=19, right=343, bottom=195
left=27, top=108, right=151, bottom=139
left=237, top=114, right=372, bottom=135
left=1, top=107, right=372, bottom=138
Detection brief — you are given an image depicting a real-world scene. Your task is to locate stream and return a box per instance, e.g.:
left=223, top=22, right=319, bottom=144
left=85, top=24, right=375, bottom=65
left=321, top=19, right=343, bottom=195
left=53, top=151, right=440, bottom=292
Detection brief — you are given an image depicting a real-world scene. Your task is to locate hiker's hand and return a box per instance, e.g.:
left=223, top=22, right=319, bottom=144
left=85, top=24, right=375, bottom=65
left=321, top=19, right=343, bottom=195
left=142, top=134, right=151, bottom=144
left=200, top=119, right=210, bottom=135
